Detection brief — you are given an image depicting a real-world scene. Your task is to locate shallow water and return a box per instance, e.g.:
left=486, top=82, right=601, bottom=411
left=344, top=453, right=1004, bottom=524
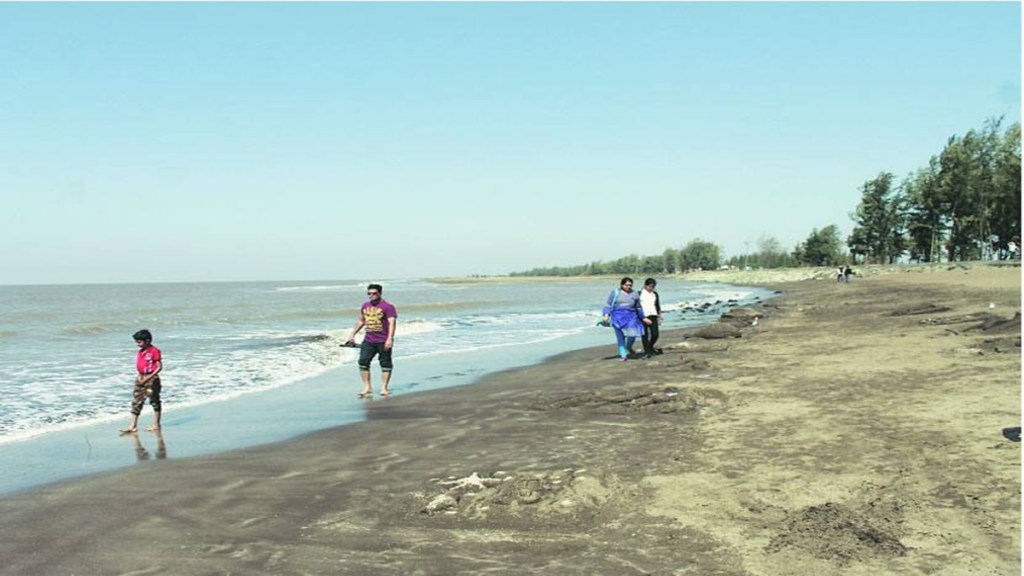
left=0, top=277, right=775, bottom=495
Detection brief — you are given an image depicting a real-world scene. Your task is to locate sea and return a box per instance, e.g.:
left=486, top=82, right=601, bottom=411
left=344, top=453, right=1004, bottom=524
left=0, top=277, right=777, bottom=496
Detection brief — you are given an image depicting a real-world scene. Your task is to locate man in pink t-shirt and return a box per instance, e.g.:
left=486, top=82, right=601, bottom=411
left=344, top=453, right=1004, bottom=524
left=345, top=283, right=398, bottom=398
left=121, top=329, right=163, bottom=434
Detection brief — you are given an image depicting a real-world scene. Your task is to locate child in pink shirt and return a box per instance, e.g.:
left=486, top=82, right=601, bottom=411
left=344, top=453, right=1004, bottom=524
left=121, top=329, right=163, bottom=434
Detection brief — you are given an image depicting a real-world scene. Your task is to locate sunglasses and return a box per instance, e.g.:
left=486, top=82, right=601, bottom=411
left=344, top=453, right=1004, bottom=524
left=367, top=291, right=380, bottom=296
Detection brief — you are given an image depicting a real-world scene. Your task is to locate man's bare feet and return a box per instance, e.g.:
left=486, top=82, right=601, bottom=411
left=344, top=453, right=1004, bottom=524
left=146, top=425, right=161, bottom=432
left=120, top=428, right=137, bottom=435
left=380, top=389, right=390, bottom=398
left=357, top=389, right=373, bottom=399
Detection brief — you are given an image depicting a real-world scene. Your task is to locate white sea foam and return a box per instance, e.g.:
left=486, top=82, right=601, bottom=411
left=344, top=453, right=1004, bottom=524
left=662, top=283, right=763, bottom=314
left=0, top=339, right=360, bottom=445
left=275, top=283, right=365, bottom=292
left=452, top=310, right=595, bottom=326
left=0, top=278, right=778, bottom=447
left=398, top=319, right=445, bottom=336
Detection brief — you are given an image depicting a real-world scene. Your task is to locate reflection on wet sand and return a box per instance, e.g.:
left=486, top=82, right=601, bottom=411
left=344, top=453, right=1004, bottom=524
left=130, top=430, right=167, bottom=462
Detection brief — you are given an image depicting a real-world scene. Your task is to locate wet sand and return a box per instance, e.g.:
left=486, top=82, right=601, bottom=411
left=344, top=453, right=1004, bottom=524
left=0, top=265, right=1019, bottom=575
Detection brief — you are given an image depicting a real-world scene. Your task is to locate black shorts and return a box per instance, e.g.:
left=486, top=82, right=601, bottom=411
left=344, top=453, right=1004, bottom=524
left=358, top=341, right=393, bottom=371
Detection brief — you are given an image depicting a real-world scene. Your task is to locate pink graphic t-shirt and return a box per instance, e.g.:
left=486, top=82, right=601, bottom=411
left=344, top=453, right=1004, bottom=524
left=136, top=345, right=162, bottom=375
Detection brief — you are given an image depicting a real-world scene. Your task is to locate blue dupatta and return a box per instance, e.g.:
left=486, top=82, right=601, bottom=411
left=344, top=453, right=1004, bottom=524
left=602, top=289, right=645, bottom=338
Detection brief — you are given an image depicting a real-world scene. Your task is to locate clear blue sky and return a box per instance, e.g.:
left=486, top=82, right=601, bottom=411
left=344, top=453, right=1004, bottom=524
left=1, top=2, right=1019, bottom=284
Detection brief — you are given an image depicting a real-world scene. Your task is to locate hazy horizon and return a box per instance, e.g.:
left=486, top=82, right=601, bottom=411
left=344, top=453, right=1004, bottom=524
left=2, top=2, right=1019, bottom=285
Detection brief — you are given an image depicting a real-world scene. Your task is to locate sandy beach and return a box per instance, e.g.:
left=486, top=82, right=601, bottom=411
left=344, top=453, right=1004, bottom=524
left=0, top=264, right=1019, bottom=575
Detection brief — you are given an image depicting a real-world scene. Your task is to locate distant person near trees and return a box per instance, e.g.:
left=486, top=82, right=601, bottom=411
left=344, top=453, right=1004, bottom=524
left=601, top=277, right=646, bottom=362
left=640, top=278, right=663, bottom=358
left=345, top=284, right=398, bottom=398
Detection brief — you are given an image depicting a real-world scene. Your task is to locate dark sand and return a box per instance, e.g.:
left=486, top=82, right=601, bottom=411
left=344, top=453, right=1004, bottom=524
left=1, top=265, right=1019, bottom=575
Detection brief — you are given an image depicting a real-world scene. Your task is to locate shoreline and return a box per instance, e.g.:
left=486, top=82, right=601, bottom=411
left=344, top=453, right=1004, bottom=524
left=0, top=280, right=775, bottom=498
left=430, top=260, right=1020, bottom=286
left=1, top=266, right=1019, bottom=575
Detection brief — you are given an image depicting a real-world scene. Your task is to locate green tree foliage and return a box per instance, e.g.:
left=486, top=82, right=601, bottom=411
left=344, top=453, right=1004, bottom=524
left=756, top=235, right=795, bottom=268
left=726, top=234, right=797, bottom=269
left=678, top=239, right=721, bottom=271
left=662, top=248, right=679, bottom=274
left=933, top=118, right=1018, bottom=261
left=939, top=130, right=985, bottom=260
left=848, top=117, right=1019, bottom=263
left=794, top=225, right=843, bottom=266
left=903, top=160, right=946, bottom=262
left=639, top=254, right=665, bottom=274
left=511, top=118, right=1019, bottom=276
left=848, top=172, right=908, bottom=264
left=991, top=121, right=1022, bottom=257
left=611, top=254, right=641, bottom=274
left=509, top=240, right=722, bottom=277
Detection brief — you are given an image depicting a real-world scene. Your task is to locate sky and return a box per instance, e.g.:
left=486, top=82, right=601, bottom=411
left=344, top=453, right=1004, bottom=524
left=0, top=2, right=1020, bottom=285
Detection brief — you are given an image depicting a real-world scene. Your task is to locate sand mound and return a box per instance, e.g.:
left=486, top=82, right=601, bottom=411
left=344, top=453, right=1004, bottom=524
left=419, top=469, right=612, bottom=520
left=767, top=500, right=908, bottom=564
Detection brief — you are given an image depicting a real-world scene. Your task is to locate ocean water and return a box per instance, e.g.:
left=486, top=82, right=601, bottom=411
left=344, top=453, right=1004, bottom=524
left=0, top=277, right=776, bottom=494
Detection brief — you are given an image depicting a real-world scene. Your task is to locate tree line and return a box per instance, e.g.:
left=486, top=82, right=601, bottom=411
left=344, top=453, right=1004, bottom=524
left=849, top=117, right=1020, bottom=264
left=510, top=117, right=1020, bottom=276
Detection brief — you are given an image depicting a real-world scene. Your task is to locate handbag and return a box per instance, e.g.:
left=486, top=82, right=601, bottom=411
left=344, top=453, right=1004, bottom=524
left=596, top=290, right=618, bottom=327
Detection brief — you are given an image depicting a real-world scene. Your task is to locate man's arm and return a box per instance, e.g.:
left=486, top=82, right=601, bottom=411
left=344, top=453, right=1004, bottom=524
left=384, top=316, right=396, bottom=350
left=346, top=312, right=366, bottom=343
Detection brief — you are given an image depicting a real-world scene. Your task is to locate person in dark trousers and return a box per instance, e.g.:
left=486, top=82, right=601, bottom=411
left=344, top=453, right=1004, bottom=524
left=345, top=283, right=398, bottom=398
left=121, top=329, right=163, bottom=434
left=639, top=278, right=663, bottom=358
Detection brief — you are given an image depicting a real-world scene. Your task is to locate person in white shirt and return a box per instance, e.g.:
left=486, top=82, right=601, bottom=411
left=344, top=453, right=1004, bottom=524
left=639, top=278, right=663, bottom=358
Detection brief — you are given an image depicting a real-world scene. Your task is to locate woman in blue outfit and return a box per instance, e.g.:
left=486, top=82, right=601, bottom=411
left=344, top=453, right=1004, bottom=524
left=601, top=277, right=647, bottom=361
